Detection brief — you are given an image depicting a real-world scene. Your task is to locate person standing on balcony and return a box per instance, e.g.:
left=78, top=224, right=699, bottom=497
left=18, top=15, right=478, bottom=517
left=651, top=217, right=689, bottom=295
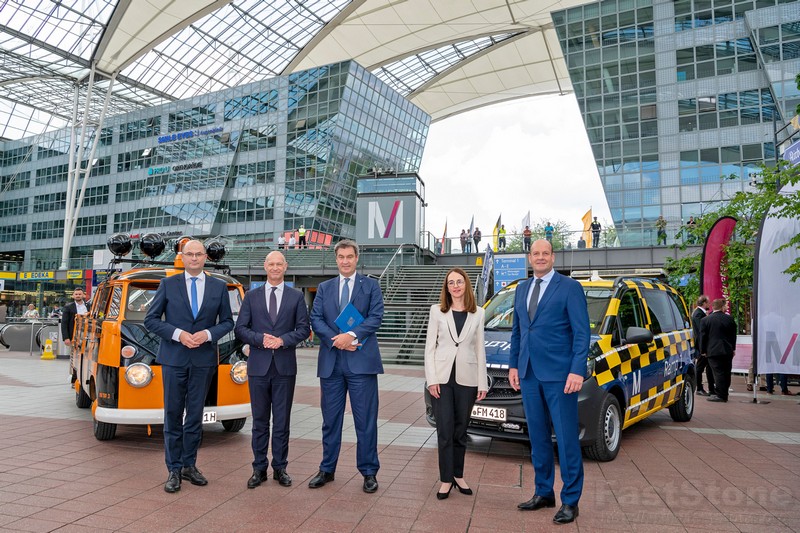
left=424, top=268, right=487, bottom=500
left=656, top=215, right=667, bottom=245
left=298, top=225, right=307, bottom=248
left=590, top=217, right=601, bottom=248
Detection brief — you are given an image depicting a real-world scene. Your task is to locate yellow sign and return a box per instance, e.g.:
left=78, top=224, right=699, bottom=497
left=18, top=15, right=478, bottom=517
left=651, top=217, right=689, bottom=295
left=67, top=270, right=84, bottom=279
left=0, top=272, right=15, bottom=280
left=20, top=271, right=55, bottom=280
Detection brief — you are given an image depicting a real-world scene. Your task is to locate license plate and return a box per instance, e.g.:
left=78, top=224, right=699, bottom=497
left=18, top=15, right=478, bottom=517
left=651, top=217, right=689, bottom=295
left=471, top=405, right=506, bottom=421
left=202, top=411, right=217, bottom=424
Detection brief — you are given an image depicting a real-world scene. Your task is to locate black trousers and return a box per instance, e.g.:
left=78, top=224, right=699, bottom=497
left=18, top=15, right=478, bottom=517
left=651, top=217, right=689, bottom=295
left=707, top=355, right=732, bottom=400
left=695, top=354, right=716, bottom=393
left=431, top=366, right=477, bottom=483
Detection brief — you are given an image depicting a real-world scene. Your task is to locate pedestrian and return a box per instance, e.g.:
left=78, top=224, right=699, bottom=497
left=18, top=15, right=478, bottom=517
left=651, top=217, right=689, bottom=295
left=691, top=295, right=715, bottom=396
left=464, top=229, right=472, bottom=253
left=144, top=240, right=234, bottom=493
left=508, top=239, right=589, bottom=524
left=61, top=288, right=90, bottom=350
left=498, top=224, right=506, bottom=251
left=459, top=230, right=467, bottom=253
left=424, top=268, right=487, bottom=500
left=235, top=251, right=310, bottom=489
left=686, top=216, right=697, bottom=244
left=308, top=240, right=384, bottom=494
left=277, top=234, right=286, bottom=249
left=655, top=215, right=667, bottom=245
left=298, top=225, right=307, bottom=248
left=523, top=226, right=532, bottom=252
left=289, top=234, right=296, bottom=249
left=473, top=227, right=481, bottom=251
left=544, top=222, right=554, bottom=242
left=577, top=236, right=586, bottom=249
left=700, top=298, right=737, bottom=403
left=590, top=217, right=601, bottom=248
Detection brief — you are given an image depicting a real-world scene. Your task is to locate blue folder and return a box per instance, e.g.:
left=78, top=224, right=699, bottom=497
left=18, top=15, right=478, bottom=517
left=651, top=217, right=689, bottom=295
left=335, top=302, right=364, bottom=333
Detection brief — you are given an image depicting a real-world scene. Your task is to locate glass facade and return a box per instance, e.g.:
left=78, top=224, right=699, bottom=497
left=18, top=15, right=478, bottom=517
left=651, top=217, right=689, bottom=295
left=553, top=0, right=799, bottom=245
left=0, top=61, right=430, bottom=270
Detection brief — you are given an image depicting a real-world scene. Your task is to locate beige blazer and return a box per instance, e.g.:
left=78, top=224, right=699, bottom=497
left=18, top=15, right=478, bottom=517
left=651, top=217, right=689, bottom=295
left=424, top=305, right=487, bottom=390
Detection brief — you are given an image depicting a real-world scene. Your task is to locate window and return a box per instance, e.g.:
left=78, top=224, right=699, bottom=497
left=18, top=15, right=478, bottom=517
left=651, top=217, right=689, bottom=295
left=613, top=289, right=645, bottom=345
left=642, top=289, right=681, bottom=334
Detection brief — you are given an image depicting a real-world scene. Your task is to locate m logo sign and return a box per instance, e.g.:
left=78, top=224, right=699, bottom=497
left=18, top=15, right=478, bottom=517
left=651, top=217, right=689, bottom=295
left=368, top=200, right=403, bottom=239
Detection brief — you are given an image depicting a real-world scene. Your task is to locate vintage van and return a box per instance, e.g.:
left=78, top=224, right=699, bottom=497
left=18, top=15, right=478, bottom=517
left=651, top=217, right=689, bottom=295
left=70, top=234, right=249, bottom=440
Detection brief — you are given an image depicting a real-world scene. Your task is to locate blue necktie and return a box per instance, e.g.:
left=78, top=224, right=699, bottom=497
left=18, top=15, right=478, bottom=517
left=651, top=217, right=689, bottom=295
left=340, top=278, right=350, bottom=313
left=190, top=277, right=199, bottom=318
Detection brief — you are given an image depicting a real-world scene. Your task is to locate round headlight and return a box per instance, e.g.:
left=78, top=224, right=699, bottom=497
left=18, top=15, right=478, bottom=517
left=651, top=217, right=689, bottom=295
left=125, top=362, right=153, bottom=388
left=121, top=345, right=137, bottom=359
left=230, top=361, right=248, bottom=384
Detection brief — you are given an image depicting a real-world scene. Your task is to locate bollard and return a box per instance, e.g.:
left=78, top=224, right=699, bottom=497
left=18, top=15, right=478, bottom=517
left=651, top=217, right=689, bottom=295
left=41, top=338, right=55, bottom=360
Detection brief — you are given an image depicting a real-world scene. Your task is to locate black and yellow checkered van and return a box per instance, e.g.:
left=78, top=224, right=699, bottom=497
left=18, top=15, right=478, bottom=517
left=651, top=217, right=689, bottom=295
left=425, top=275, right=695, bottom=462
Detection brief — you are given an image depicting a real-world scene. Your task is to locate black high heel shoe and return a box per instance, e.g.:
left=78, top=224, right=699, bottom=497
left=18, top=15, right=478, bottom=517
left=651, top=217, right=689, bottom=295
left=453, top=479, right=473, bottom=495
left=436, top=483, right=453, bottom=500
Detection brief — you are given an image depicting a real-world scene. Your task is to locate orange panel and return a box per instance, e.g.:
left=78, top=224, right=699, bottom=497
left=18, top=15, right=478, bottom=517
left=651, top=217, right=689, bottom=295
left=118, top=366, right=164, bottom=409
left=97, top=320, right=121, bottom=367
left=217, top=364, right=251, bottom=406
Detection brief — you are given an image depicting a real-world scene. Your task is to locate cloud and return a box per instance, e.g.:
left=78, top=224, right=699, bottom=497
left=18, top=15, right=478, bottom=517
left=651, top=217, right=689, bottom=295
left=420, top=95, right=612, bottom=239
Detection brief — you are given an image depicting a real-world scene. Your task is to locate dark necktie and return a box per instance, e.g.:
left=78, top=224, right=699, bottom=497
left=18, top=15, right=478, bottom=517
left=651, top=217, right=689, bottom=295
left=528, top=278, right=543, bottom=321
left=340, top=278, right=350, bottom=313
left=268, top=286, right=277, bottom=322
left=190, top=277, right=199, bottom=318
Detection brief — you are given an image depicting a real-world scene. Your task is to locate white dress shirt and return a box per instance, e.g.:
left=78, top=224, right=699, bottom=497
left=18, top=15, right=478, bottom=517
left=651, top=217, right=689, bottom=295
left=265, top=282, right=285, bottom=313
left=171, top=272, right=212, bottom=342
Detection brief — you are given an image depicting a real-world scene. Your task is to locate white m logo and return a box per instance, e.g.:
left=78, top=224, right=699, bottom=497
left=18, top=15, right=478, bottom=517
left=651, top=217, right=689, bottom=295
left=368, top=200, right=403, bottom=239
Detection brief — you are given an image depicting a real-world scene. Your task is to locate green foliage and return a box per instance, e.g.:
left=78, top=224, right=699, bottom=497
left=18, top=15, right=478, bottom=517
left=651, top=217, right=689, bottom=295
left=530, top=218, right=571, bottom=250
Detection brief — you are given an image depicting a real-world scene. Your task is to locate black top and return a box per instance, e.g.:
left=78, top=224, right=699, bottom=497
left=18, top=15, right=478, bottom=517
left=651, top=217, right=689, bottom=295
left=453, top=310, right=467, bottom=336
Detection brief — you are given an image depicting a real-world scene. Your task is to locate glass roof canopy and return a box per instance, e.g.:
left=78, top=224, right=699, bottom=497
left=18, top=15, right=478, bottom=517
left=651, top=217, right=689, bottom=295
left=0, top=0, right=580, bottom=141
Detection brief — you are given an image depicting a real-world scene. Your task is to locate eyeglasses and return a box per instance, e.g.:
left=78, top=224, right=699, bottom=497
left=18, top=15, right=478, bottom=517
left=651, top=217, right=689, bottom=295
left=183, top=252, right=206, bottom=258
left=447, top=279, right=465, bottom=286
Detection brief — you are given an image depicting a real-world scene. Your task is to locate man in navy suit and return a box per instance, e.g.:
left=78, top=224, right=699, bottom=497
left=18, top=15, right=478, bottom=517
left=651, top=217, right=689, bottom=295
left=308, top=239, right=384, bottom=493
left=235, top=251, right=310, bottom=488
left=508, top=239, right=590, bottom=524
left=144, top=240, right=234, bottom=493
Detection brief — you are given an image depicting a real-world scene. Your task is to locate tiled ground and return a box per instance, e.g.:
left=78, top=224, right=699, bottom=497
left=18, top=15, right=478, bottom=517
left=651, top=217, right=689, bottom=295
left=0, top=348, right=798, bottom=532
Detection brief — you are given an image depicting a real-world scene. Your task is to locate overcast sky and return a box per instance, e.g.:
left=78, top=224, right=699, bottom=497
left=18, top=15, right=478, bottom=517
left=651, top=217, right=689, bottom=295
left=419, top=94, right=612, bottom=241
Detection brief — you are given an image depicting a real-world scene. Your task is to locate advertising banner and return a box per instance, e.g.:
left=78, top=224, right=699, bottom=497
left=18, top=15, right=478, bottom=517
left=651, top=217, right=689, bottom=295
left=699, top=216, right=737, bottom=303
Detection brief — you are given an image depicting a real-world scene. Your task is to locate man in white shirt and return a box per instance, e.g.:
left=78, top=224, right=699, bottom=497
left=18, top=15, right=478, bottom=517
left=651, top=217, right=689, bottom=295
left=61, top=288, right=89, bottom=347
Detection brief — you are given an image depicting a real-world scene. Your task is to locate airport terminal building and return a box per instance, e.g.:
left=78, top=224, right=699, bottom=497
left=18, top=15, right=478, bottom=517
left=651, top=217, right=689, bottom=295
left=552, top=0, right=799, bottom=245
left=0, top=61, right=429, bottom=271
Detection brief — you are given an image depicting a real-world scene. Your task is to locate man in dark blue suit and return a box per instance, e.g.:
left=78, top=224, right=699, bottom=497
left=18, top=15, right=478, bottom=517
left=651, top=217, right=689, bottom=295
left=144, top=240, right=234, bottom=493
left=235, top=251, right=310, bottom=488
left=308, top=239, right=384, bottom=493
left=508, top=239, right=590, bottom=524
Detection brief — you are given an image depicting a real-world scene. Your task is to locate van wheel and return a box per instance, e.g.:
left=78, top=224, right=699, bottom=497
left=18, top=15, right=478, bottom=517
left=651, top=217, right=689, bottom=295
left=222, top=418, right=246, bottom=432
left=582, top=394, right=621, bottom=462
left=75, top=386, right=91, bottom=409
left=93, top=418, right=117, bottom=440
left=669, top=377, right=695, bottom=422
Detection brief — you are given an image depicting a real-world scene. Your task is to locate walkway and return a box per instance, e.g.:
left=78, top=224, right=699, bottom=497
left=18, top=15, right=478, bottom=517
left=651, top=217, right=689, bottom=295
left=0, top=349, right=798, bottom=532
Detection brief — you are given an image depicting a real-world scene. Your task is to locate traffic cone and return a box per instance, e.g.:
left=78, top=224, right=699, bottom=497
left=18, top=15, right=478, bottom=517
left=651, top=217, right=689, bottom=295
left=41, top=338, right=55, bottom=360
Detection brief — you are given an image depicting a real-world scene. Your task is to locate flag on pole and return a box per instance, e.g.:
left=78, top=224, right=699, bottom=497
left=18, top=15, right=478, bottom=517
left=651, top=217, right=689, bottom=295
left=468, top=215, right=474, bottom=239
left=492, top=214, right=501, bottom=252
left=522, top=211, right=530, bottom=230
left=581, top=208, right=593, bottom=248
left=440, top=219, right=447, bottom=253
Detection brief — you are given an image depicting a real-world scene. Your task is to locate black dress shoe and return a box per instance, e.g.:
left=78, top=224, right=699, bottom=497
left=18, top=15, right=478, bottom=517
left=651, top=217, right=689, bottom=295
left=553, top=504, right=579, bottom=524
left=363, top=475, right=378, bottom=493
left=273, top=469, right=292, bottom=487
left=453, top=479, right=473, bottom=495
left=164, top=471, right=181, bottom=493
left=181, top=465, right=208, bottom=486
left=517, top=495, right=556, bottom=511
left=436, top=483, right=452, bottom=500
left=308, top=470, right=334, bottom=488
left=707, top=395, right=727, bottom=402
left=696, top=389, right=709, bottom=396
left=247, top=469, right=268, bottom=489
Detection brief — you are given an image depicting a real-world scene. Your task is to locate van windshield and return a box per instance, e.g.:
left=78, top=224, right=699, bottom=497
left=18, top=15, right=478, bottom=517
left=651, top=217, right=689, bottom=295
left=483, top=284, right=612, bottom=334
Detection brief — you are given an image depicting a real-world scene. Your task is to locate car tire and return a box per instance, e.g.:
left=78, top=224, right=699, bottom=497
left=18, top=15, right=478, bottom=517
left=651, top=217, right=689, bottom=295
left=75, top=385, right=91, bottom=409
left=222, top=418, right=246, bottom=432
left=582, top=394, right=622, bottom=462
left=93, top=418, right=117, bottom=440
left=668, top=377, right=694, bottom=422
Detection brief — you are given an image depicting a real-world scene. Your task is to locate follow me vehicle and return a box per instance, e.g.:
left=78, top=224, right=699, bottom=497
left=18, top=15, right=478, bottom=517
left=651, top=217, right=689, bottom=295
left=425, top=275, right=696, bottom=461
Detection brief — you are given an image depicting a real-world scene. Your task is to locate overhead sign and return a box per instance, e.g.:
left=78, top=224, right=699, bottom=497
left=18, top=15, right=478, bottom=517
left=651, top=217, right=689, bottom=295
left=783, top=138, right=800, bottom=166
left=67, top=270, right=84, bottom=279
left=157, top=126, right=223, bottom=144
left=0, top=272, right=16, bottom=280
left=494, top=255, right=527, bottom=293
left=20, top=271, right=54, bottom=280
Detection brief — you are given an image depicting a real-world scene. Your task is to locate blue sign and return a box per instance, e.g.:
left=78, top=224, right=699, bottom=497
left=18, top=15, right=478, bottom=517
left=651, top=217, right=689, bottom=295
left=493, top=255, right=527, bottom=293
left=783, top=139, right=800, bottom=166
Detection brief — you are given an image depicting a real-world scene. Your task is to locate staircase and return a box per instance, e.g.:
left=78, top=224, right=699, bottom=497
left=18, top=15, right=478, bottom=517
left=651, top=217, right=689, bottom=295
left=377, top=265, right=483, bottom=364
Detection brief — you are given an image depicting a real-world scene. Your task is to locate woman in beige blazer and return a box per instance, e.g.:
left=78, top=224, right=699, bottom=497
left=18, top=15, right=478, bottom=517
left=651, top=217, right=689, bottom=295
left=424, top=268, right=487, bottom=500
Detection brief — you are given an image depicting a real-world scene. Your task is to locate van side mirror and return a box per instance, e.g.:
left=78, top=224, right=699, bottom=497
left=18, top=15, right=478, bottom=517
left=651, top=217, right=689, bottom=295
left=624, top=326, right=654, bottom=345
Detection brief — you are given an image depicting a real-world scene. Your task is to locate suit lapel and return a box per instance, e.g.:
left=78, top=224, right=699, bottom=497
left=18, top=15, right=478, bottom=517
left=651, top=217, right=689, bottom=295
left=176, top=273, right=192, bottom=316
left=253, top=285, right=270, bottom=325
left=528, top=273, right=560, bottom=327
left=518, top=278, right=532, bottom=327
left=446, top=309, right=474, bottom=343
left=274, top=286, right=291, bottom=325
left=350, top=274, right=364, bottom=304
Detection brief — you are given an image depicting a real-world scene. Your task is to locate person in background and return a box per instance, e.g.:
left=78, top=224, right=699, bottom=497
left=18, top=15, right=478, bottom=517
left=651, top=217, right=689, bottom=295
left=523, top=226, right=532, bottom=252
left=472, top=227, right=482, bottom=251
left=459, top=230, right=467, bottom=253
left=289, top=234, right=296, bottom=248
left=686, top=216, right=697, bottom=244
left=700, top=298, right=737, bottom=403
left=655, top=215, right=667, bottom=245
left=497, top=224, right=507, bottom=252
left=298, top=225, right=307, bottom=248
left=235, top=251, right=310, bottom=489
left=590, top=217, right=601, bottom=248
left=23, top=304, right=39, bottom=319
left=577, top=236, right=586, bottom=249
left=424, top=268, right=487, bottom=500
left=544, top=222, right=554, bottom=242
left=691, top=295, right=715, bottom=397
left=61, top=288, right=89, bottom=349
left=277, top=234, right=286, bottom=249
